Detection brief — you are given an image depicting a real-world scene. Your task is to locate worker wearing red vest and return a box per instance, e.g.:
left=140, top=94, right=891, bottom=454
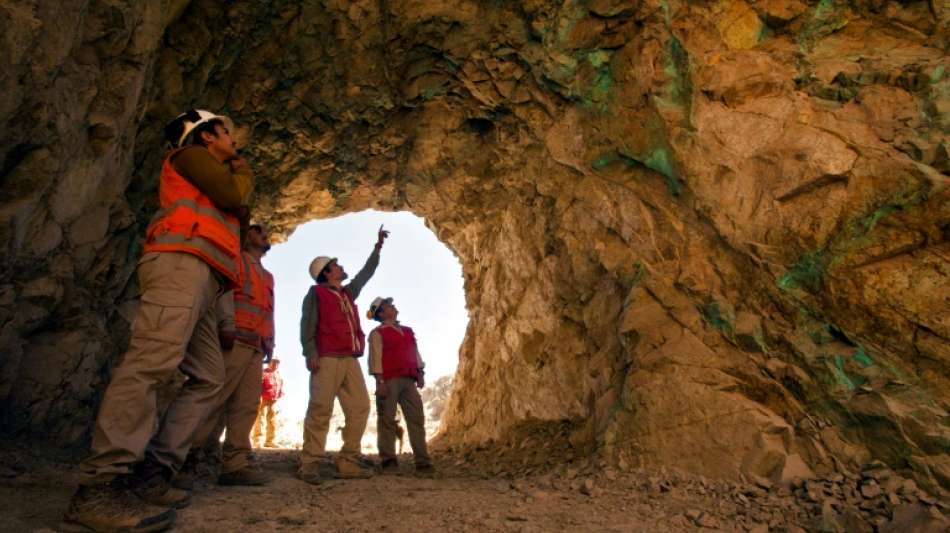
left=297, top=225, right=389, bottom=484
left=178, top=224, right=274, bottom=489
left=253, top=358, right=284, bottom=448
left=366, top=297, right=433, bottom=474
left=65, top=110, right=254, bottom=533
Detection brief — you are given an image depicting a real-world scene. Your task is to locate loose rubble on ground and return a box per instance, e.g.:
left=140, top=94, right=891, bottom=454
left=1, top=442, right=946, bottom=532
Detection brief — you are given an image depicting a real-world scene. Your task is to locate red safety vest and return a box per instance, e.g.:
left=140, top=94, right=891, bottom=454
left=143, top=148, right=241, bottom=284
left=234, top=251, right=274, bottom=348
left=376, top=324, right=420, bottom=380
left=314, top=285, right=365, bottom=356
left=261, top=369, right=282, bottom=401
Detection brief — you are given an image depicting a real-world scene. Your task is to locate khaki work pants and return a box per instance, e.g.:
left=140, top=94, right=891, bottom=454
left=253, top=399, right=278, bottom=446
left=376, top=377, right=430, bottom=465
left=300, top=356, right=369, bottom=465
left=81, top=252, right=224, bottom=481
left=191, top=340, right=262, bottom=473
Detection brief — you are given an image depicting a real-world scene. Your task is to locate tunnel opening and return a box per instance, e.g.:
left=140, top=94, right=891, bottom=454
left=259, top=209, right=467, bottom=452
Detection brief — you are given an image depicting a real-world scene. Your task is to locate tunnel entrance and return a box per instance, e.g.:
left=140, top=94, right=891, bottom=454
left=260, top=210, right=466, bottom=451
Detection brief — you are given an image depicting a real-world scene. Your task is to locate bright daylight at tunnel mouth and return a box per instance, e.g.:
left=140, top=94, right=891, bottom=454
left=1, top=0, right=948, bottom=532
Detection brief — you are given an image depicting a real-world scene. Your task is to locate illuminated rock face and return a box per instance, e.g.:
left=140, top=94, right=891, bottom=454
left=1, top=0, right=947, bottom=492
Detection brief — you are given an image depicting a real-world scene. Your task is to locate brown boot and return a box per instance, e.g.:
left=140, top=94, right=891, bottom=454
left=172, top=451, right=199, bottom=491
left=380, top=459, right=399, bottom=475
left=62, top=477, right=175, bottom=532
left=415, top=462, right=436, bottom=476
left=334, top=456, right=373, bottom=479
left=296, top=463, right=322, bottom=485
left=218, top=467, right=268, bottom=486
left=132, top=458, right=192, bottom=509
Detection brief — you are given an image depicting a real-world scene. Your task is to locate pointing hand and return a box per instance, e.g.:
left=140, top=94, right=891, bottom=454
left=376, top=224, right=390, bottom=249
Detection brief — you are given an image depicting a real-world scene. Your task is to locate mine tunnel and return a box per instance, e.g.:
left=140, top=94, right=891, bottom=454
left=1, top=0, right=948, bottom=531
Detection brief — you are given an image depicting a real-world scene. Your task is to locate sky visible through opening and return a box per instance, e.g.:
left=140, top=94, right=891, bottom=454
left=261, top=210, right=466, bottom=448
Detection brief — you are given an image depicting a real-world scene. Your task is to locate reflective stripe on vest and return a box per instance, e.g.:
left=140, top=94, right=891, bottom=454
left=143, top=150, right=241, bottom=284
left=234, top=329, right=261, bottom=345
left=149, top=197, right=240, bottom=234
left=234, top=251, right=274, bottom=342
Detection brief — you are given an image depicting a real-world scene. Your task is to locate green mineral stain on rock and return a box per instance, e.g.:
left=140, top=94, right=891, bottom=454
left=814, top=0, right=835, bottom=19
left=798, top=0, right=849, bottom=51
left=702, top=301, right=734, bottom=334
left=623, top=260, right=648, bottom=289
left=580, top=50, right=614, bottom=112
left=618, top=147, right=683, bottom=196
left=831, top=355, right=856, bottom=391
left=661, top=37, right=691, bottom=109
left=930, top=65, right=945, bottom=84
left=853, top=204, right=899, bottom=236
left=852, top=347, right=874, bottom=368
left=780, top=186, right=930, bottom=293
left=644, top=149, right=683, bottom=196
left=592, top=152, right=616, bottom=170
left=778, top=251, right=828, bottom=292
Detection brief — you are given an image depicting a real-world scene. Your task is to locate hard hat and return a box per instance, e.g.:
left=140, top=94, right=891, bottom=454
left=366, top=297, right=393, bottom=320
left=164, top=109, right=232, bottom=148
left=309, top=256, right=337, bottom=281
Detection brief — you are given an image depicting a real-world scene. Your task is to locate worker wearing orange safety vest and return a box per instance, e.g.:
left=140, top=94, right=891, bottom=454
left=65, top=110, right=253, bottom=533
left=178, top=224, right=275, bottom=489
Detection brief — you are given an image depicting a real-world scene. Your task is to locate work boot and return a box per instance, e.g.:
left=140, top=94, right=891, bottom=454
left=415, top=462, right=436, bottom=476
left=218, top=466, right=269, bottom=486
left=132, top=458, right=192, bottom=509
left=356, top=455, right=377, bottom=470
left=296, top=464, right=322, bottom=485
left=334, top=456, right=374, bottom=479
left=62, top=476, right=175, bottom=532
left=380, top=458, right=399, bottom=474
left=172, top=451, right=199, bottom=491
left=263, top=441, right=278, bottom=448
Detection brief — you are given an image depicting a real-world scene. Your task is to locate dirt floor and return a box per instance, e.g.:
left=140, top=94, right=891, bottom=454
left=1, top=445, right=947, bottom=532
left=0, top=447, right=750, bottom=532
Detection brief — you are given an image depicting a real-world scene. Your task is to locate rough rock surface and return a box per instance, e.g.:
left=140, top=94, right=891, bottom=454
left=1, top=0, right=948, bottom=499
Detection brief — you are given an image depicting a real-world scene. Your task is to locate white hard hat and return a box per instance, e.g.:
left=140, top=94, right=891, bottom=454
left=367, top=297, right=393, bottom=320
left=309, top=256, right=337, bottom=281
left=164, top=109, right=232, bottom=148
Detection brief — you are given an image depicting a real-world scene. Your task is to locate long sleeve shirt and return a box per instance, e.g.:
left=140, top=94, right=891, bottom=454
left=299, top=248, right=380, bottom=359
left=171, top=145, right=254, bottom=208
left=367, top=323, right=426, bottom=376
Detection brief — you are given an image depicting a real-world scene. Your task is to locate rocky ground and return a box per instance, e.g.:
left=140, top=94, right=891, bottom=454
left=1, top=443, right=946, bottom=532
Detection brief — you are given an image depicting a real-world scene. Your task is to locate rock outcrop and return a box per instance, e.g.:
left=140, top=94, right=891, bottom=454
left=1, top=0, right=948, bottom=496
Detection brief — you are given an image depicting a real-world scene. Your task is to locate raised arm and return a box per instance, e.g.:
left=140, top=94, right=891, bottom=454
left=344, top=226, right=389, bottom=299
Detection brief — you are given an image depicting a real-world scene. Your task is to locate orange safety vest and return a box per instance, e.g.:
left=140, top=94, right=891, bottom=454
left=143, top=148, right=241, bottom=284
left=234, top=251, right=274, bottom=348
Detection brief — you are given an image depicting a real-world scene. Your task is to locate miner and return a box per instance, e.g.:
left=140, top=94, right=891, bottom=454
left=64, top=109, right=253, bottom=532
left=297, top=225, right=388, bottom=484
left=366, top=297, right=434, bottom=475
left=175, top=224, right=275, bottom=490
left=253, top=357, right=285, bottom=448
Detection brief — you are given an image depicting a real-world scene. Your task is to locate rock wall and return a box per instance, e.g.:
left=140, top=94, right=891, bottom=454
left=1, top=0, right=947, bottom=493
